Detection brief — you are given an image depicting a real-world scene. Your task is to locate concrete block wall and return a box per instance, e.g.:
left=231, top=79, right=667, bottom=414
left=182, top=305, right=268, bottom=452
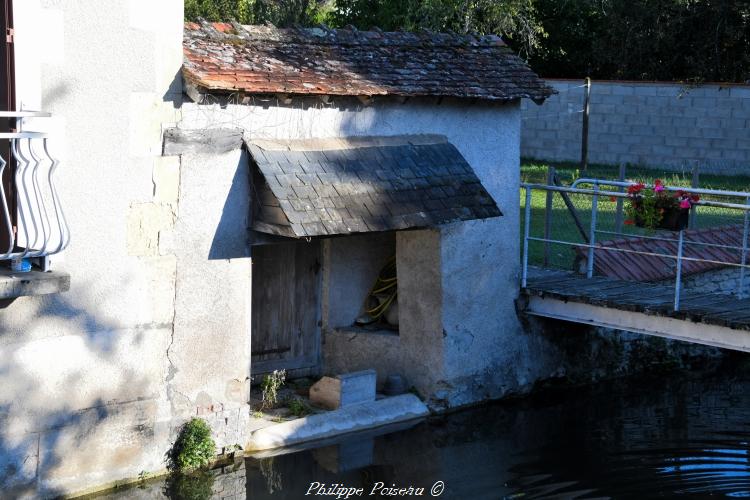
left=521, top=80, right=750, bottom=173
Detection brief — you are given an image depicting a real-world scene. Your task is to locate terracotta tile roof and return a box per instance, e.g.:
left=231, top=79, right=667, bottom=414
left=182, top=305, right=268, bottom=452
left=574, top=225, right=746, bottom=282
left=247, top=135, right=502, bottom=238
left=183, top=21, right=554, bottom=102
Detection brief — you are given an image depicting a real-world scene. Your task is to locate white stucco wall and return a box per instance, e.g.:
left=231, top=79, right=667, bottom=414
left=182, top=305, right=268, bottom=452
left=179, top=97, right=566, bottom=408
left=1, top=2, right=252, bottom=496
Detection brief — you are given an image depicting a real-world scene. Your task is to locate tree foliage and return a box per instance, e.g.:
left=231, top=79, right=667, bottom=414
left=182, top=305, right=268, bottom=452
left=327, top=0, right=545, bottom=57
left=184, top=0, right=328, bottom=26
left=533, top=0, right=750, bottom=82
left=185, top=0, right=750, bottom=82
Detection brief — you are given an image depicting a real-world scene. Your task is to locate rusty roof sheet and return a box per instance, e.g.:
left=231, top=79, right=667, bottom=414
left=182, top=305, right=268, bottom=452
left=575, top=225, right=746, bottom=282
left=183, top=21, right=555, bottom=102
left=247, top=135, right=501, bottom=238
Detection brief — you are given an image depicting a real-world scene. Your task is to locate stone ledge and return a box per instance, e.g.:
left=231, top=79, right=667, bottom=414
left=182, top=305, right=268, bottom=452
left=0, top=268, right=70, bottom=299
left=245, top=394, right=429, bottom=451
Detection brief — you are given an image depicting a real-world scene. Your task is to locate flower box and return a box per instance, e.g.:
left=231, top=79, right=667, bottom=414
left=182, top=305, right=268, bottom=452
left=626, top=180, right=698, bottom=231
left=634, top=205, right=690, bottom=231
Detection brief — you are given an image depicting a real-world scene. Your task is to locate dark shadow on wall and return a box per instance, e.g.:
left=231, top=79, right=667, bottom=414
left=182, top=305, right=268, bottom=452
left=208, top=149, right=252, bottom=260
left=0, top=280, right=165, bottom=496
left=162, top=69, right=184, bottom=108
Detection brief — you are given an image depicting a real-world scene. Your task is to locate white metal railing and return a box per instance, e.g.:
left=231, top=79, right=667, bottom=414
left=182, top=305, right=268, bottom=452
left=0, top=111, right=69, bottom=270
left=521, top=180, right=750, bottom=311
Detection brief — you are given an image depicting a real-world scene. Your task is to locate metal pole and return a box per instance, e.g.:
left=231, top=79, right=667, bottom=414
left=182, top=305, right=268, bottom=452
left=690, top=166, right=699, bottom=229
left=522, top=186, right=532, bottom=288
left=674, top=230, right=684, bottom=311
left=580, top=77, right=591, bottom=172
left=739, top=197, right=750, bottom=298
left=614, top=163, right=626, bottom=234
left=586, top=181, right=598, bottom=278
left=543, top=166, right=555, bottom=266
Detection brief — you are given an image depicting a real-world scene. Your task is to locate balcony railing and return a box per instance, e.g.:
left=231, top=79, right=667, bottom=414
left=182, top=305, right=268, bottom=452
left=0, top=111, right=68, bottom=270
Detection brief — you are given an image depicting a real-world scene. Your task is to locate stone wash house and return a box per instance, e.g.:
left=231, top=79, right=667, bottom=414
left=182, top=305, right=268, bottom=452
left=176, top=19, right=554, bottom=408
left=0, top=1, right=556, bottom=497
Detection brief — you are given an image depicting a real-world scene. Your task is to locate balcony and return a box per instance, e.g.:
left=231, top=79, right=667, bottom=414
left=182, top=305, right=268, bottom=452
left=0, top=111, right=69, bottom=299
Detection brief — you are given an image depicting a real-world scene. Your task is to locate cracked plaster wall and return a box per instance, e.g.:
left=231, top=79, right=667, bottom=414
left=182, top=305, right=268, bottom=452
left=0, top=1, right=251, bottom=497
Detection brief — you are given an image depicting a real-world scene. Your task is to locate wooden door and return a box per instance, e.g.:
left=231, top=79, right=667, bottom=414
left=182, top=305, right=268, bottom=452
left=251, top=240, right=322, bottom=379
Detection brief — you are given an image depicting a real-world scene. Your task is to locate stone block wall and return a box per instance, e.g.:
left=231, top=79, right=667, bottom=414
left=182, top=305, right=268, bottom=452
left=521, top=80, right=750, bottom=173
left=681, top=266, right=750, bottom=297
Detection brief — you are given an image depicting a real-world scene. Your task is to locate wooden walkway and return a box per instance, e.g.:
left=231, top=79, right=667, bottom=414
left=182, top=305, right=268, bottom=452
left=523, top=268, right=750, bottom=332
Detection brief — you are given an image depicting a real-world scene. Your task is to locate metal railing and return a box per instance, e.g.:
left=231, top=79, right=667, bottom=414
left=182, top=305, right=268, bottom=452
left=521, top=179, right=750, bottom=311
left=0, top=111, right=69, bottom=270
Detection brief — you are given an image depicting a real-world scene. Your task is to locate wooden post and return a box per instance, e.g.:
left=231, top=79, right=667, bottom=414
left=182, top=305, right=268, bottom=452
left=690, top=166, right=699, bottom=229
left=615, top=163, right=626, bottom=233
left=580, top=77, right=591, bottom=172
left=543, top=166, right=555, bottom=266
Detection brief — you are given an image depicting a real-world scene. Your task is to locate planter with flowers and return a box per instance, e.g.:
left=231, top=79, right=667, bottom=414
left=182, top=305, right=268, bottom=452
left=624, top=179, right=700, bottom=231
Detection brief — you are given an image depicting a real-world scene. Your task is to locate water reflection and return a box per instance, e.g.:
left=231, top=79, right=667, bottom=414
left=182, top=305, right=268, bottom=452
left=95, top=363, right=750, bottom=499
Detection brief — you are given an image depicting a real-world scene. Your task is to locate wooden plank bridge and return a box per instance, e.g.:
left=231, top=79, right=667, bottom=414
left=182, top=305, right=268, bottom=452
left=521, top=268, right=750, bottom=353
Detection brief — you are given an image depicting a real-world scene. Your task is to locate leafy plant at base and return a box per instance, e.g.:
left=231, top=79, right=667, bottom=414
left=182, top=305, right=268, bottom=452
left=261, top=369, right=286, bottom=410
left=168, top=418, right=216, bottom=473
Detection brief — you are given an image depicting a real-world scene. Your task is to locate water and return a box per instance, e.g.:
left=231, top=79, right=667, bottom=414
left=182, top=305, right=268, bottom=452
left=100, top=365, right=750, bottom=499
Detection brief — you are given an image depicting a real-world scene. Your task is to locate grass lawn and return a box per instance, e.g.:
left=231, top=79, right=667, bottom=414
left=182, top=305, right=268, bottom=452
left=520, top=159, right=750, bottom=271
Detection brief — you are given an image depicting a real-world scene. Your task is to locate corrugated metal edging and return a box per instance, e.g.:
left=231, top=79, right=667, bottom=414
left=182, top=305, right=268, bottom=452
left=575, top=225, right=744, bottom=282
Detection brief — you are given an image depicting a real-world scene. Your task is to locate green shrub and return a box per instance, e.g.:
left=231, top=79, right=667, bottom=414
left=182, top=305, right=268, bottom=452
left=168, top=418, right=216, bottom=473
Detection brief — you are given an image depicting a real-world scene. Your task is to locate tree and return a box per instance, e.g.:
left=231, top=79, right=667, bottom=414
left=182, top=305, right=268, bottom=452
left=533, top=0, right=750, bottom=82
left=327, top=0, right=546, bottom=57
left=184, top=0, right=329, bottom=27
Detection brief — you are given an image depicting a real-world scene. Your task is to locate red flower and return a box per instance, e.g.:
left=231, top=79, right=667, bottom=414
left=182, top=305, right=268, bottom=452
left=654, top=179, right=663, bottom=186
left=675, top=190, right=685, bottom=197
left=609, top=196, right=617, bottom=202
left=627, top=182, right=645, bottom=195
left=690, top=194, right=700, bottom=202
left=624, top=219, right=634, bottom=225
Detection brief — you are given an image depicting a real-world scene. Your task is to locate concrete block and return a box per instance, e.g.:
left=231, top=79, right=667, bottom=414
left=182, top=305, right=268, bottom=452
left=664, top=136, right=689, bottom=147
left=611, top=85, right=635, bottom=96
left=730, top=87, right=750, bottom=99
left=309, top=370, right=376, bottom=410
left=656, top=86, right=680, bottom=97
left=701, top=128, right=725, bottom=139
left=652, top=145, right=675, bottom=157
left=633, top=85, right=657, bottom=97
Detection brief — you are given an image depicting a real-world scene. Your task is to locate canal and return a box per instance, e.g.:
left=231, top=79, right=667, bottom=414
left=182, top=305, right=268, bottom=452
left=97, top=360, right=750, bottom=499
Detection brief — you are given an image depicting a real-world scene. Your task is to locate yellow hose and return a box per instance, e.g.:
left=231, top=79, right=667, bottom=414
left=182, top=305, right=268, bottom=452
left=361, top=256, right=397, bottom=321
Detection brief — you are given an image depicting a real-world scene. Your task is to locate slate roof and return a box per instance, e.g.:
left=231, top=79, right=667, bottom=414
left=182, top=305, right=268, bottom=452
left=247, top=135, right=502, bottom=238
left=183, top=21, right=555, bottom=102
left=574, top=225, right=746, bottom=281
